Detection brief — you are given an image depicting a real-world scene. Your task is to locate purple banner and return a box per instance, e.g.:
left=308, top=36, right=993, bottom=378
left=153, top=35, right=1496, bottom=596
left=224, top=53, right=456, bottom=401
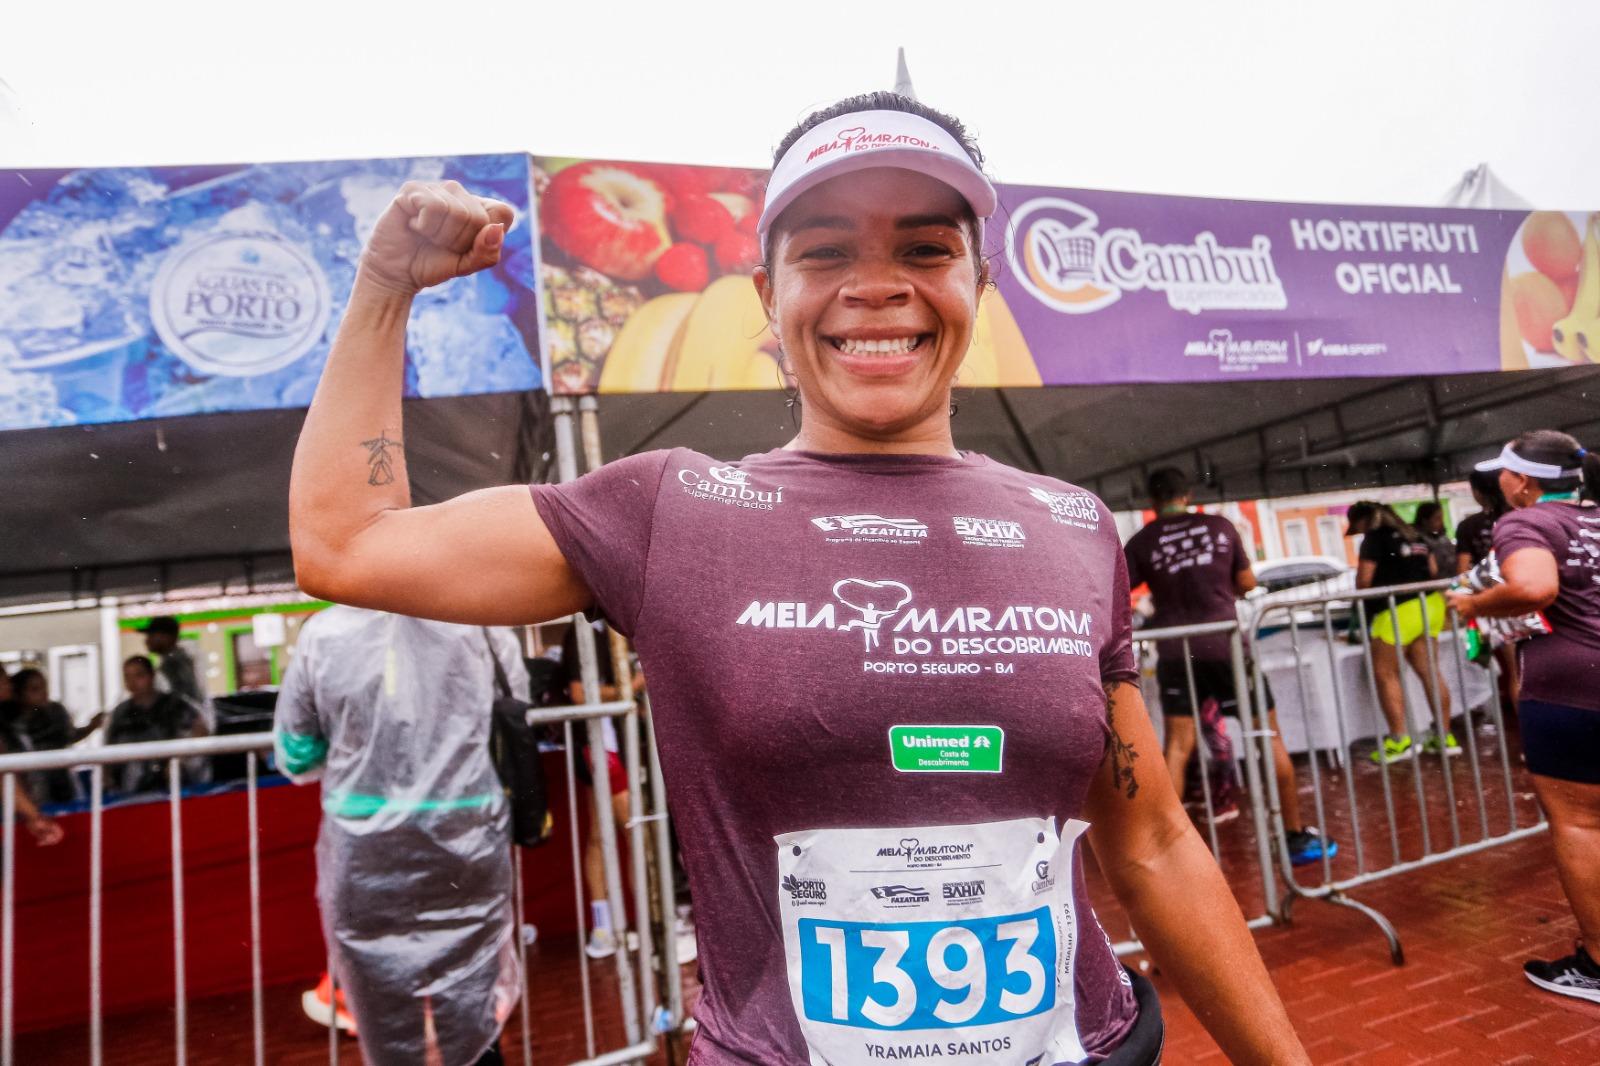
left=992, top=185, right=1593, bottom=384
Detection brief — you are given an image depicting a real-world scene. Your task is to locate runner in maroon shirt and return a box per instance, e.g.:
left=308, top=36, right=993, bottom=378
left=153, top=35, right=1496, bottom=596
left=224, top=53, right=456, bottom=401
left=1448, top=430, right=1600, bottom=1005
left=1123, top=468, right=1334, bottom=867
left=287, top=91, right=1308, bottom=1065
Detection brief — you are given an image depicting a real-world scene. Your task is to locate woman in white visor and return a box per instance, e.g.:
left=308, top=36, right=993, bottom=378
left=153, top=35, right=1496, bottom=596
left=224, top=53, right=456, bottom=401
left=1448, top=430, right=1600, bottom=1005
left=290, top=91, right=1307, bottom=1065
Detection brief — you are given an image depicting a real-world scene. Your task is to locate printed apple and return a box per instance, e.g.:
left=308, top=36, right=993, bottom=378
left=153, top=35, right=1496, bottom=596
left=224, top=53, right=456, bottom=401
left=1510, top=271, right=1568, bottom=351
left=541, top=162, right=672, bottom=280
left=1522, top=211, right=1582, bottom=282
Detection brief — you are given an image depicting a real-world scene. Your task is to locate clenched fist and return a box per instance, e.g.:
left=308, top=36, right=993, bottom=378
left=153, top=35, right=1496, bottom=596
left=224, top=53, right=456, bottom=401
left=360, top=179, right=516, bottom=295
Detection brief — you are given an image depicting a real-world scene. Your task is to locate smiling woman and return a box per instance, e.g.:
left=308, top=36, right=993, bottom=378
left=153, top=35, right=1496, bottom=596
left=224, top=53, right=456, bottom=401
left=288, top=91, right=1309, bottom=1066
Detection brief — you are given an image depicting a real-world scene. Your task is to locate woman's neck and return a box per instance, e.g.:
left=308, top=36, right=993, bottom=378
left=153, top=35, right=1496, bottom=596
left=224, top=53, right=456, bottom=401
left=784, top=411, right=960, bottom=458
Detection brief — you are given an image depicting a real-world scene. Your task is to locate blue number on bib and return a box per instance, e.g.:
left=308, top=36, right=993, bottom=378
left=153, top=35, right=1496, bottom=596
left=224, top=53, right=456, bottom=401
left=797, top=908, right=1055, bottom=1030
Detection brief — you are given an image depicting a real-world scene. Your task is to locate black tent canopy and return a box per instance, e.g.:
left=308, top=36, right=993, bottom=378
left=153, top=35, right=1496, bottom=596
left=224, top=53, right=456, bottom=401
left=5, top=364, right=1597, bottom=608
left=0, top=392, right=549, bottom=608
left=597, top=364, right=1600, bottom=511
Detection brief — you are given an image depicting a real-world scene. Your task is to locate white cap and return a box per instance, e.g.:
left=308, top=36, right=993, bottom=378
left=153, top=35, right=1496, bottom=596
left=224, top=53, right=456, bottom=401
left=757, top=109, right=997, bottom=255
left=1475, top=442, right=1583, bottom=479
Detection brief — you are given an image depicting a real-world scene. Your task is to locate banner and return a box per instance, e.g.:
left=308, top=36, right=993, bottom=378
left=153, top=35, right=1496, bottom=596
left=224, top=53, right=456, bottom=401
left=533, top=155, right=1595, bottom=394
left=995, top=187, right=1590, bottom=384
left=532, top=156, right=1041, bottom=394
left=0, top=154, right=540, bottom=430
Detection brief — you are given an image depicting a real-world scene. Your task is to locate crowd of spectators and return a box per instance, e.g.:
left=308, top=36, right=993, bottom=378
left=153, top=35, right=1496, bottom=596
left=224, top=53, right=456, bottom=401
left=0, top=616, right=210, bottom=815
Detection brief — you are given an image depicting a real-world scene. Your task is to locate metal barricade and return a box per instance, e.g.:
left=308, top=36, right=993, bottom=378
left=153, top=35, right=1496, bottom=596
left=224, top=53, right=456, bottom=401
left=0, top=692, right=680, bottom=1065
left=1245, top=577, right=1547, bottom=963
left=1115, top=619, right=1282, bottom=956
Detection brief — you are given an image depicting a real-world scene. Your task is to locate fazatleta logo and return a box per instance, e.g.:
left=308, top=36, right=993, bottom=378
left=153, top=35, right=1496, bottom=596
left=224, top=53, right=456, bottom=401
left=811, top=514, right=929, bottom=542
left=150, top=230, right=331, bottom=376
left=676, top=463, right=784, bottom=510
left=735, top=576, right=1097, bottom=659
left=869, top=884, right=931, bottom=904
left=1007, top=197, right=1287, bottom=316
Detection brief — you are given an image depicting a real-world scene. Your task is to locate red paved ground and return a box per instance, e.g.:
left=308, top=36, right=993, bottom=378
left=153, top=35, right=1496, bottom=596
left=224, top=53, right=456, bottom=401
left=19, top=718, right=1600, bottom=1064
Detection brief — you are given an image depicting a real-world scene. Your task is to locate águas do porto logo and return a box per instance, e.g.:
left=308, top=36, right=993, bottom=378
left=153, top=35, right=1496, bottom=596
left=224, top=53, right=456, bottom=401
left=150, top=230, right=331, bottom=377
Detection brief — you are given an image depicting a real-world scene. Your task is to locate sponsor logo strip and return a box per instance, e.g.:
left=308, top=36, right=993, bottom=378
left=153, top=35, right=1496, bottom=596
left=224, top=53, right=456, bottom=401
left=889, top=725, right=1004, bottom=774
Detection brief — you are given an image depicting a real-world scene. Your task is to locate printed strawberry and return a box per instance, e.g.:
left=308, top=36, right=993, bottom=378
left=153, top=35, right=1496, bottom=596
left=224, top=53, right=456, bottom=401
left=655, top=242, right=711, bottom=292
left=671, top=194, right=737, bottom=244
left=656, top=166, right=723, bottom=202
left=714, top=231, right=761, bottom=274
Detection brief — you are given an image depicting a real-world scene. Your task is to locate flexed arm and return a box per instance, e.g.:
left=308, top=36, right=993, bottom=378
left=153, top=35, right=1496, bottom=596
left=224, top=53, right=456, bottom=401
left=290, top=182, right=590, bottom=625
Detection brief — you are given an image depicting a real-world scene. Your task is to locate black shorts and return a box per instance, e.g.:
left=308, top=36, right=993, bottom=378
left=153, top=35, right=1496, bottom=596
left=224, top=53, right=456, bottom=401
left=1156, top=657, right=1275, bottom=719
left=1519, top=698, right=1600, bottom=784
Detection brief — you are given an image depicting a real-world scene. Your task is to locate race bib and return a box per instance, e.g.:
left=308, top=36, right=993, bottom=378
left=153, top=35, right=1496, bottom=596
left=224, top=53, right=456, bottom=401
left=776, top=817, right=1089, bottom=1066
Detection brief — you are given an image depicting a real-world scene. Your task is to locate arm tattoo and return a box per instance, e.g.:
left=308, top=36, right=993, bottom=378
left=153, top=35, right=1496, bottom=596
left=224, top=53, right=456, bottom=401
left=361, top=431, right=400, bottom=486
left=1104, top=681, right=1139, bottom=800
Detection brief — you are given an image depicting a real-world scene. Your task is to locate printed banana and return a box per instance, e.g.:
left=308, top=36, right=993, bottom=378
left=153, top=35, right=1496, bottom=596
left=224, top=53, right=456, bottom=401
left=667, top=275, right=775, bottom=390
left=1552, top=213, right=1600, bottom=363
left=962, top=290, right=1043, bottom=387
left=1498, top=265, right=1529, bottom=370
left=598, top=292, right=698, bottom=393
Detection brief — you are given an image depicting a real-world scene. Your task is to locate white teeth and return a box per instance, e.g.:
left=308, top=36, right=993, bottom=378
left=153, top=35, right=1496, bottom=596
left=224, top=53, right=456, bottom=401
left=835, top=336, right=920, bottom=355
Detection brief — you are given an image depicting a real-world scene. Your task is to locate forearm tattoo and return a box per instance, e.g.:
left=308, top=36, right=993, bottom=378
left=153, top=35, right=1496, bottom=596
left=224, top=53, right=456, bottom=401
left=361, top=431, right=400, bottom=486
left=1104, top=681, right=1139, bottom=800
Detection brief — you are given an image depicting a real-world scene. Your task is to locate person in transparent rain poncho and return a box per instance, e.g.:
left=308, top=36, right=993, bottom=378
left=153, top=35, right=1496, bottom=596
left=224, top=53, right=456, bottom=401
left=274, top=605, right=526, bottom=1065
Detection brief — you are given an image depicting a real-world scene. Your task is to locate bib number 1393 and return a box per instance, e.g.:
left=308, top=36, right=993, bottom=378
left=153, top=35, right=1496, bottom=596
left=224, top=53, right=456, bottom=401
left=798, top=909, right=1055, bottom=1030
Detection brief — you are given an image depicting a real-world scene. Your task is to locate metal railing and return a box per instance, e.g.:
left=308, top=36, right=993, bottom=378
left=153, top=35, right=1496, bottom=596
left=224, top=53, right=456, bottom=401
left=1114, top=620, right=1282, bottom=959
left=1245, top=577, right=1546, bottom=963
left=0, top=692, right=681, bottom=1065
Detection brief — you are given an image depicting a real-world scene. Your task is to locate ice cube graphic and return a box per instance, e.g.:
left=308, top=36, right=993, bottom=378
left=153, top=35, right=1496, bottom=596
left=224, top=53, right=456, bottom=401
left=0, top=366, right=74, bottom=428
left=0, top=157, right=538, bottom=429
left=408, top=303, right=535, bottom=397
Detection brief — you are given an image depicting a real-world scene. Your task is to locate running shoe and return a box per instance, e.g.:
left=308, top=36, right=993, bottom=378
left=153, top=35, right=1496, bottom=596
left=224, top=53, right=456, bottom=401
left=586, top=927, right=618, bottom=960
left=301, top=973, right=357, bottom=1034
left=1369, top=735, right=1414, bottom=764
left=1422, top=731, right=1462, bottom=756
left=1524, top=943, right=1600, bottom=1004
left=1284, top=827, right=1338, bottom=866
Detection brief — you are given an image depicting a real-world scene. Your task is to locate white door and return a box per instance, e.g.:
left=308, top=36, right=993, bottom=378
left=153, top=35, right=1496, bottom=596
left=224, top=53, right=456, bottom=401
left=1283, top=518, right=1313, bottom=557
left=48, top=644, right=102, bottom=722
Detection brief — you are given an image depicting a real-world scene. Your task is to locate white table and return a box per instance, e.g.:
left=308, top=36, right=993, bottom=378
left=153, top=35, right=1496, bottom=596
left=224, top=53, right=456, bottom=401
left=1139, top=628, right=1496, bottom=759
left=1255, top=628, right=1494, bottom=756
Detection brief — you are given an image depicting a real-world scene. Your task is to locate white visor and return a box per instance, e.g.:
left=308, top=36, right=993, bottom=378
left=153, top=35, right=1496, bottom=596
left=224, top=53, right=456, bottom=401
left=1475, top=443, right=1581, bottom=479
left=757, top=109, right=997, bottom=255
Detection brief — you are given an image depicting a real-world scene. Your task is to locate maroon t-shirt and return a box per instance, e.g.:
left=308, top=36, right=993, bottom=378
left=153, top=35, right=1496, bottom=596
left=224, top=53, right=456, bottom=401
left=1122, top=512, right=1247, bottom=661
left=1493, top=502, right=1600, bottom=711
left=531, top=448, right=1139, bottom=1064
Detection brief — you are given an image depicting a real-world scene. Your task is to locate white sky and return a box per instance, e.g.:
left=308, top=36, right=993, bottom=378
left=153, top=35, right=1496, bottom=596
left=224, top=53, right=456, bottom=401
left=1, top=0, right=1594, bottom=209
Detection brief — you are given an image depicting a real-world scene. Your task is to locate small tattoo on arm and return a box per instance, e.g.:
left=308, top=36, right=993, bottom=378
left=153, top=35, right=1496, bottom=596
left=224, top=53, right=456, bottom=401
left=1104, top=681, right=1139, bottom=800
left=361, top=431, right=400, bottom=486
